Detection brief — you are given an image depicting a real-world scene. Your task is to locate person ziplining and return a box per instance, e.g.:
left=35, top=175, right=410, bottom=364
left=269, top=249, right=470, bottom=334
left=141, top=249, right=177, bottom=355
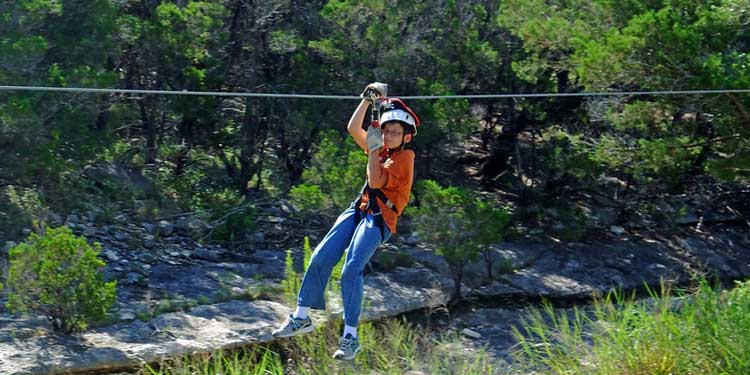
left=271, top=82, right=420, bottom=360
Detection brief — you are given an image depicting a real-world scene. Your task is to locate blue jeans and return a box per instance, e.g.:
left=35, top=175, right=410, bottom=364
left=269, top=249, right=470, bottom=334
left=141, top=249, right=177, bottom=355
left=297, top=207, right=391, bottom=327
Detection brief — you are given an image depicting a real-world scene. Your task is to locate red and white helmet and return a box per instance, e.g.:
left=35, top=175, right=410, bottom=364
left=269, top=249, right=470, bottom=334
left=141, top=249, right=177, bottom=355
left=378, top=98, right=421, bottom=136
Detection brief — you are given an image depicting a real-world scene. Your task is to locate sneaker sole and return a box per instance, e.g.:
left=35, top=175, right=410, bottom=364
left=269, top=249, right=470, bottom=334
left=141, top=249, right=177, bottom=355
left=272, top=324, right=314, bottom=338
left=333, top=345, right=361, bottom=361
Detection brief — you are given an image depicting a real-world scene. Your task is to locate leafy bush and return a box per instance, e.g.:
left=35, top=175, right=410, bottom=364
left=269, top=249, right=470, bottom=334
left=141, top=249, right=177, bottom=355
left=0, top=186, right=38, bottom=240
left=4, top=226, right=117, bottom=333
left=289, top=130, right=367, bottom=216
left=7, top=185, right=49, bottom=230
left=192, top=189, right=257, bottom=244
left=410, top=180, right=511, bottom=300
left=289, top=184, right=328, bottom=213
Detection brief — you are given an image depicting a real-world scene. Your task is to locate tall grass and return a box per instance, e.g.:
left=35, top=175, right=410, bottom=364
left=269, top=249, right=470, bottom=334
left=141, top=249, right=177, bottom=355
left=512, top=278, right=750, bottom=375
left=282, top=236, right=346, bottom=306
left=137, top=317, right=500, bottom=374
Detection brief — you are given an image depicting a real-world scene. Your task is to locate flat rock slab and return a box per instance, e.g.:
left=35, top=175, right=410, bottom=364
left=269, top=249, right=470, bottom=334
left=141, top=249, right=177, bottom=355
left=0, top=300, right=288, bottom=374
left=0, top=267, right=452, bottom=375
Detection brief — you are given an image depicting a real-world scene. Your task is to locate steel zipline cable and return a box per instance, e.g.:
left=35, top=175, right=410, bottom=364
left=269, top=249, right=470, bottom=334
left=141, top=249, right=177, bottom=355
left=1, top=84, right=750, bottom=99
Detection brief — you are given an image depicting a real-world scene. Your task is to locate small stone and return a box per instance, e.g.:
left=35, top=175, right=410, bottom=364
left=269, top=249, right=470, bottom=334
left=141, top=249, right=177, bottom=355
left=565, top=260, right=583, bottom=271
left=119, top=310, right=136, bottom=321
left=83, top=227, right=97, bottom=237
left=609, top=225, right=626, bottom=235
left=104, top=250, right=119, bottom=262
left=125, top=272, right=142, bottom=284
left=461, top=328, right=482, bottom=340
left=114, top=232, right=129, bottom=241
left=193, top=248, right=220, bottom=262
left=403, top=232, right=419, bottom=246
left=48, top=213, right=63, bottom=226
left=143, top=239, right=156, bottom=249
left=252, top=231, right=265, bottom=244
left=157, top=220, right=174, bottom=236
left=649, top=263, right=667, bottom=272
left=169, top=251, right=180, bottom=257
left=183, top=218, right=207, bottom=231
left=140, top=253, right=156, bottom=264
left=66, top=214, right=80, bottom=224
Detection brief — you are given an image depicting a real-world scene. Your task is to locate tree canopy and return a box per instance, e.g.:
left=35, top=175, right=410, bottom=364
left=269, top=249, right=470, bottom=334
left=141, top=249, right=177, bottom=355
left=1, top=0, right=748, bottom=240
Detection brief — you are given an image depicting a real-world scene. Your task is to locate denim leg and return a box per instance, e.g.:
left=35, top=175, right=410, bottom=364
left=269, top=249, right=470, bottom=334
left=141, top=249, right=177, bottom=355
left=340, top=214, right=391, bottom=327
left=297, top=208, right=358, bottom=310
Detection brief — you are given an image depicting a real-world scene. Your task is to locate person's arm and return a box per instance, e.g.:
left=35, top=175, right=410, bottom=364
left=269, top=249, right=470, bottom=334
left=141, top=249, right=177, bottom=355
left=347, top=99, right=370, bottom=152
left=367, top=150, right=386, bottom=189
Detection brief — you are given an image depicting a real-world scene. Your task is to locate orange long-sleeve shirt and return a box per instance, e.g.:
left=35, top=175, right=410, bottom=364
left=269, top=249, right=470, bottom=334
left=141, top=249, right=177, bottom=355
left=359, top=148, right=414, bottom=234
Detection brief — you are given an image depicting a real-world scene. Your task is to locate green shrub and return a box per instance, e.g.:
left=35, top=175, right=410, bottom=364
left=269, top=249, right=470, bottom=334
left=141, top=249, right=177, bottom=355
left=2, top=186, right=48, bottom=237
left=289, top=130, right=367, bottom=215
left=209, top=207, right=256, bottom=243
left=199, top=189, right=257, bottom=244
left=410, top=180, right=510, bottom=300
left=4, top=226, right=117, bottom=333
left=289, top=183, right=328, bottom=213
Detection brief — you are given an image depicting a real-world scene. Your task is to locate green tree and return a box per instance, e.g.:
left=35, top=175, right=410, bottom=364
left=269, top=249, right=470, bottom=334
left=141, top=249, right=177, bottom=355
left=410, top=179, right=509, bottom=300
left=5, top=226, right=117, bottom=333
left=467, top=198, right=511, bottom=280
left=0, top=0, right=119, bottom=197
left=499, top=0, right=750, bottom=193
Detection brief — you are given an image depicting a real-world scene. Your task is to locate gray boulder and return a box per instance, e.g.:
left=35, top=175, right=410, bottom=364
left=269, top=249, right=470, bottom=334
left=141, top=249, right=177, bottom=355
left=82, top=161, right=155, bottom=196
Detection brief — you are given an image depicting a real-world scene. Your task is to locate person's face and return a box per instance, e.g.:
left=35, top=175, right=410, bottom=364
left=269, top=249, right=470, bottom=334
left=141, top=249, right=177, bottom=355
left=381, top=121, right=412, bottom=149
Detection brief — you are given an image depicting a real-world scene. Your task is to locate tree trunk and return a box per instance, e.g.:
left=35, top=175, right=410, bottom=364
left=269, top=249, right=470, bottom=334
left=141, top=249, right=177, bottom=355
left=139, top=98, right=157, bottom=165
left=452, top=266, right=464, bottom=302
left=484, top=248, right=494, bottom=281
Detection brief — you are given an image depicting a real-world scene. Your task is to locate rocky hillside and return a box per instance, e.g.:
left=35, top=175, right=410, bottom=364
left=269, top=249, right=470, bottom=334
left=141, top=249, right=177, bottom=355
left=1, top=193, right=749, bottom=373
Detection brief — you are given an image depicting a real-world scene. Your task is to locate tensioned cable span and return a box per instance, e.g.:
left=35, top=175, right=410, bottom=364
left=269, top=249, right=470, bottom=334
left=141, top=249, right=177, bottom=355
left=1, top=85, right=750, bottom=99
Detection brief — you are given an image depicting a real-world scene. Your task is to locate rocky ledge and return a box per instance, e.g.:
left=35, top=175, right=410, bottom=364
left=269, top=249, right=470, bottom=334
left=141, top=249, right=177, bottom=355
left=0, top=220, right=748, bottom=374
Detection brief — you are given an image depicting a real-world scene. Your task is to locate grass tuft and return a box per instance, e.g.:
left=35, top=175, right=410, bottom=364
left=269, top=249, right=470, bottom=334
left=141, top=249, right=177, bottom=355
left=138, top=317, right=500, bottom=374
left=512, top=278, right=750, bottom=375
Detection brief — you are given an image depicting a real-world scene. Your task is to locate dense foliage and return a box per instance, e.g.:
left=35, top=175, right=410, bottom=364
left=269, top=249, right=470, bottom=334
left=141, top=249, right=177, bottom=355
left=1, top=0, right=748, bottom=241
